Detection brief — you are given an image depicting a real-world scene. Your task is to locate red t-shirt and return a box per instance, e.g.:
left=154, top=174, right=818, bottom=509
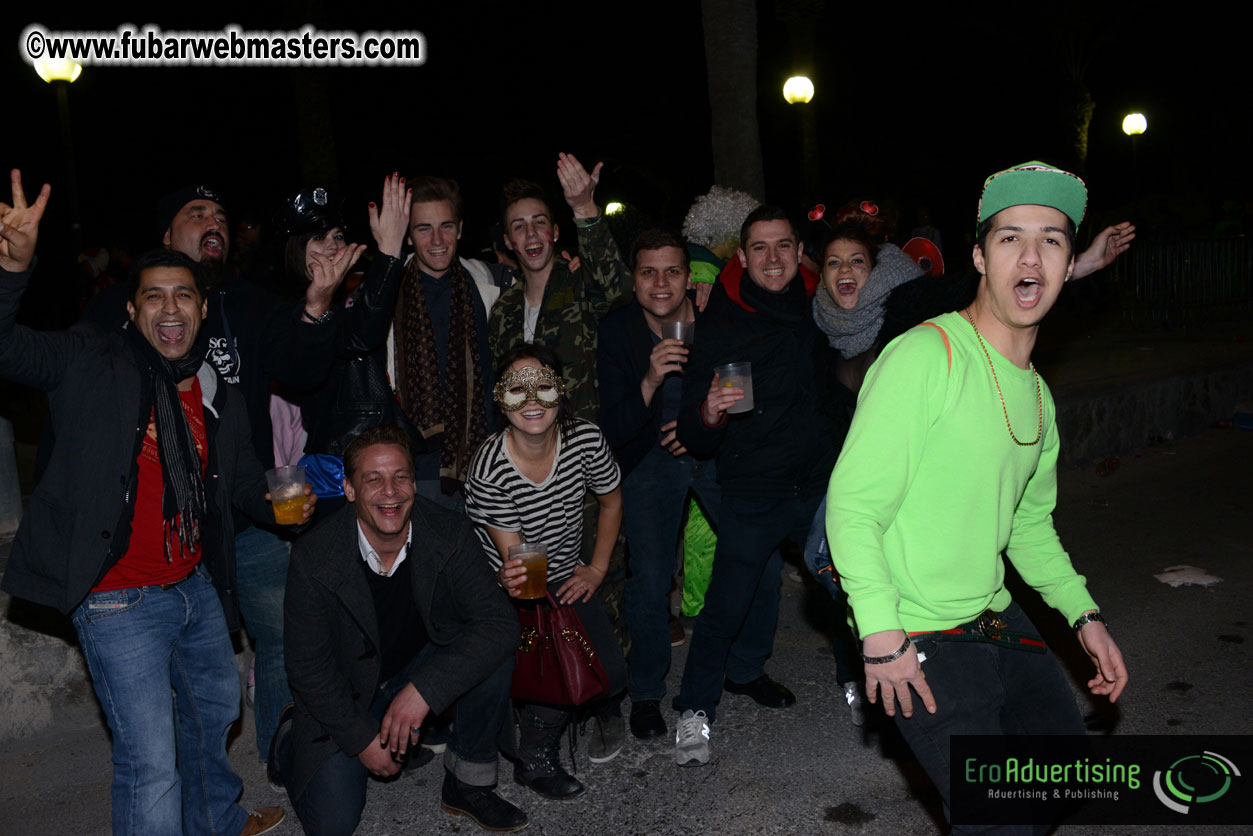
left=93, top=379, right=208, bottom=592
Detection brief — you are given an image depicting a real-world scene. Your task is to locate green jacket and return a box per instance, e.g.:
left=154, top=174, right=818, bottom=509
left=489, top=216, right=631, bottom=421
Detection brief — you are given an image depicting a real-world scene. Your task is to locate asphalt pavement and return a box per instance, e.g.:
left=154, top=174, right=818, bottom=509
left=2, top=424, right=1249, bottom=835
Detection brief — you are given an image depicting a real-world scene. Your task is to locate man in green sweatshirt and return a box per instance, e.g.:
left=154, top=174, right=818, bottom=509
left=825, top=161, right=1128, bottom=827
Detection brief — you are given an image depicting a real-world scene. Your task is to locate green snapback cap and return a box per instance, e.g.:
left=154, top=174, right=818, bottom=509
left=977, top=161, right=1087, bottom=231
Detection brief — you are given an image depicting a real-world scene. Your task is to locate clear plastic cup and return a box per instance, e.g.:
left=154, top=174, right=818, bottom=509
left=714, top=361, right=754, bottom=414
left=508, top=542, right=549, bottom=599
left=264, top=465, right=307, bottom=525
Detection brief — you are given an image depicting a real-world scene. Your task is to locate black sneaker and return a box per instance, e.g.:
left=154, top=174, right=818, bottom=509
left=629, top=700, right=667, bottom=740
left=442, top=770, right=529, bottom=832
left=265, top=703, right=295, bottom=792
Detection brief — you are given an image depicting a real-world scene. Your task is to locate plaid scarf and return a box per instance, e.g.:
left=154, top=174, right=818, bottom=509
left=395, top=258, right=488, bottom=492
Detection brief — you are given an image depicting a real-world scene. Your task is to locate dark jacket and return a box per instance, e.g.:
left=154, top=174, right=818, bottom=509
left=677, top=267, right=836, bottom=500
left=596, top=293, right=701, bottom=477
left=283, top=501, right=517, bottom=800
left=0, top=266, right=272, bottom=628
left=299, top=253, right=420, bottom=457
left=83, top=270, right=339, bottom=471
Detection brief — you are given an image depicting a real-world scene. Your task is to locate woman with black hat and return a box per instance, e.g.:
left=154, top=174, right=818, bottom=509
left=275, top=174, right=416, bottom=518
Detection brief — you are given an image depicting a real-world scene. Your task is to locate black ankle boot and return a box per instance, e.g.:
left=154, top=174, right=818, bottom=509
left=514, top=705, right=584, bottom=800
left=441, top=770, right=529, bottom=832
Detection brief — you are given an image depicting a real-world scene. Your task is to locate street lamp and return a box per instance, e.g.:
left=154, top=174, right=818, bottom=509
left=782, top=76, right=818, bottom=201
left=782, top=76, right=814, bottom=104
left=605, top=201, right=625, bottom=216
left=33, top=55, right=82, bottom=83
left=1122, top=113, right=1147, bottom=218
left=34, top=57, right=83, bottom=250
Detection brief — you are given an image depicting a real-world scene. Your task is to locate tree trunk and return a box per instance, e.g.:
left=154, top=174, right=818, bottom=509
left=701, top=0, right=766, bottom=201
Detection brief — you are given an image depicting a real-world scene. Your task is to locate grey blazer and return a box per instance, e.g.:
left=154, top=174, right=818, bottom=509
left=283, top=500, right=517, bottom=798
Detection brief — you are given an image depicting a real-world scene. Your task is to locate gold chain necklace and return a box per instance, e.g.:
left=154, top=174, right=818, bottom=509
left=961, top=308, right=1043, bottom=447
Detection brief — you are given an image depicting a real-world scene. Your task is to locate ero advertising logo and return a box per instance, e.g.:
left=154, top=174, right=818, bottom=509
left=1153, top=750, right=1241, bottom=814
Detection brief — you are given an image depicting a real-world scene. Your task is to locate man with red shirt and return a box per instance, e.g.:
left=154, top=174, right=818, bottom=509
left=0, top=171, right=298, bottom=836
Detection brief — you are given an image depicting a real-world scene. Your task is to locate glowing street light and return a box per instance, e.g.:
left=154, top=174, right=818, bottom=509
left=605, top=201, right=625, bottom=216
left=1122, top=113, right=1147, bottom=136
left=33, top=55, right=84, bottom=249
left=783, top=76, right=814, bottom=104
left=33, top=55, right=82, bottom=84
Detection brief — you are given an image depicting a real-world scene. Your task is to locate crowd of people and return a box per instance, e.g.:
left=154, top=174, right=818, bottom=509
left=0, top=154, right=1132, bottom=836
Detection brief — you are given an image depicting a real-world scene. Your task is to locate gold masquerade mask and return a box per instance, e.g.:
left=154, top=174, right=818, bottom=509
left=493, top=365, right=566, bottom=412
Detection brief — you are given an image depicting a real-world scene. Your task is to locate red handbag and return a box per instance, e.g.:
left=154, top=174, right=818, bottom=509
left=511, top=592, right=609, bottom=706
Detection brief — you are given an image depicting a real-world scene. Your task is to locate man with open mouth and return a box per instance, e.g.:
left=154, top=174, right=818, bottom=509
left=0, top=170, right=306, bottom=835
left=77, top=180, right=360, bottom=781
left=825, top=161, right=1129, bottom=832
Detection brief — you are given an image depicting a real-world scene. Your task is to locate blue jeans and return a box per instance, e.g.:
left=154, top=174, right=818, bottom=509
left=622, top=447, right=724, bottom=702
left=802, top=495, right=862, bottom=685
left=72, top=567, right=247, bottom=836
left=234, top=525, right=292, bottom=760
left=283, top=643, right=515, bottom=836
left=674, top=492, right=821, bottom=721
left=897, top=602, right=1084, bottom=834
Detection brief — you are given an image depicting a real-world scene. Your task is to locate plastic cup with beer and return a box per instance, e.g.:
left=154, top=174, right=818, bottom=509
left=265, top=465, right=307, bottom=526
left=714, top=361, right=754, bottom=414
left=508, top=542, right=549, bottom=600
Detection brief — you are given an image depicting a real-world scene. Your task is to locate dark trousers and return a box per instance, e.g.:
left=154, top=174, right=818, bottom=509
left=621, top=446, right=722, bottom=702
left=281, top=643, right=513, bottom=836
left=896, top=602, right=1084, bottom=835
left=674, top=493, right=821, bottom=721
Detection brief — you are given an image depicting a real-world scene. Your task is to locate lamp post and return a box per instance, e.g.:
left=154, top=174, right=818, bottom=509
left=783, top=76, right=818, bottom=203
left=34, top=56, right=83, bottom=252
left=1122, top=112, right=1146, bottom=216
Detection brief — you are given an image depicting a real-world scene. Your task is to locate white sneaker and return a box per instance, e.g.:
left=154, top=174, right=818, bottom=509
left=675, top=710, right=711, bottom=766
left=842, top=681, right=866, bottom=727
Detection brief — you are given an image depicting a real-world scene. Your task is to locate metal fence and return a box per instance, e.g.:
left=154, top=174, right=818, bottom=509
left=1117, top=237, right=1253, bottom=327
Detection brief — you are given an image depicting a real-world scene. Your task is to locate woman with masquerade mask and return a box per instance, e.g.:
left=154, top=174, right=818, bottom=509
left=464, top=344, right=628, bottom=800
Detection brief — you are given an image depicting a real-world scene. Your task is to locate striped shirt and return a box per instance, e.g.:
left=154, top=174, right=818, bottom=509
left=465, top=419, right=621, bottom=583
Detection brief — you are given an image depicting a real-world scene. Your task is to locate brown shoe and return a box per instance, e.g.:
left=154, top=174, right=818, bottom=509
left=669, top=617, right=686, bottom=647
left=240, top=807, right=286, bottom=836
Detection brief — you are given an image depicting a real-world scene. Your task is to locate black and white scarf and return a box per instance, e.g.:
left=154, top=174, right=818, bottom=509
left=125, top=325, right=208, bottom=562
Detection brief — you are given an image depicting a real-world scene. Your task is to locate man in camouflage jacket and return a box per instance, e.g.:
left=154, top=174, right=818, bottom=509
left=489, top=153, right=631, bottom=422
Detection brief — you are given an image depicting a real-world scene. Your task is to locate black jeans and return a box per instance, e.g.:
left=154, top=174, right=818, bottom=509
left=674, top=493, right=821, bottom=721
left=894, top=602, right=1084, bottom=835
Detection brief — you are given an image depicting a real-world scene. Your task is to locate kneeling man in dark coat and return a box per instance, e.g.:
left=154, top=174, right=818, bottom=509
left=278, top=424, right=525, bottom=834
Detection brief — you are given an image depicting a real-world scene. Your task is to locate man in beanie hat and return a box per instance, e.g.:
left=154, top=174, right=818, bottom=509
left=0, top=170, right=297, bottom=835
left=826, top=161, right=1128, bottom=830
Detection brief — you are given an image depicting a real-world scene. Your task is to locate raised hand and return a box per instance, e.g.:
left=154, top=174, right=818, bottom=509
left=556, top=152, right=602, bottom=219
left=304, top=242, right=367, bottom=319
left=369, top=172, right=409, bottom=259
left=1072, top=221, right=1136, bottom=280
left=0, top=169, right=51, bottom=273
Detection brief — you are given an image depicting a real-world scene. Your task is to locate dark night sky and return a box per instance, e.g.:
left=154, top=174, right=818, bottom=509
left=5, top=2, right=1248, bottom=280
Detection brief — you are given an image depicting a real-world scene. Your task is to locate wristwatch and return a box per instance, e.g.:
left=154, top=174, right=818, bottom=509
left=1071, top=612, right=1108, bottom=632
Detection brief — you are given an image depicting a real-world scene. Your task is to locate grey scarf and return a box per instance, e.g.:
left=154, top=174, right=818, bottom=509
left=812, top=243, right=923, bottom=359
